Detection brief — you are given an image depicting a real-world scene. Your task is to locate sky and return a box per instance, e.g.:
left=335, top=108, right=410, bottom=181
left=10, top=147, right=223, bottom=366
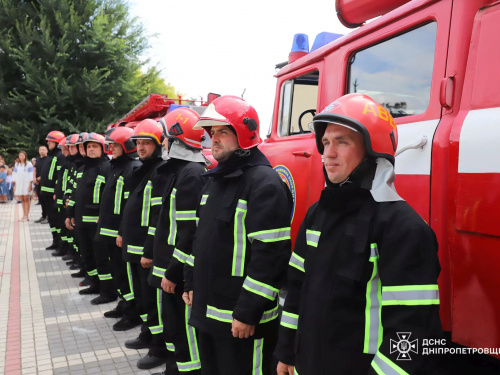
left=127, top=0, right=351, bottom=132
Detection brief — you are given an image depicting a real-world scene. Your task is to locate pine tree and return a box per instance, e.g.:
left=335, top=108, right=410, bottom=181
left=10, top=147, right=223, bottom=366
left=0, top=0, right=172, bottom=156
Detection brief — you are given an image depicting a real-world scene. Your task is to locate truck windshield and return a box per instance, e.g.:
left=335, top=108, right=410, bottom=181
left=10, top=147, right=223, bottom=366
left=348, top=22, right=437, bottom=118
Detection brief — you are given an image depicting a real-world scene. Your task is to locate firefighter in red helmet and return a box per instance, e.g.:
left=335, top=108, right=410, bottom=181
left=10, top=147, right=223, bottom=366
left=143, top=107, right=208, bottom=375
left=184, top=96, right=293, bottom=374
left=38, top=130, right=65, bottom=250
left=66, top=133, right=111, bottom=295
left=95, top=127, right=141, bottom=323
left=274, top=94, right=442, bottom=374
left=118, top=119, right=173, bottom=370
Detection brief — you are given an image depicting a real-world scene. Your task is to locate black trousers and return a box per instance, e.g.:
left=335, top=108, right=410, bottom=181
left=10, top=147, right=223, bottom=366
left=197, top=330, right=278, bottom=375
left=129, top=261, right=168, bottom=357
left=92, top=239, right=117, bottom=298
left=162, top=287, right=201, bottom=374
left=75, top=223, right=97, bottom=279
left=35, top=184, right=45, bottom=216
left=39, top=192, right=60, bottom=242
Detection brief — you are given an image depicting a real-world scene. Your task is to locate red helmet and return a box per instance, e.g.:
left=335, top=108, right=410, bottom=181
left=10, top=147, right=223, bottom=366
left=160, top=108, right=203, bottom=150
left=76, top=132, right=89, bottom=145
left=310, top=93, right=398, bottom=164
left=131, top=119, right=163, bottom=146
left=83, top=132, right=106, bottom=150
left=105, top=127, right=137, bottom=154
left=66, top=134, right=80, bottom=146
left=46, top=131, right=66, bottom=144
left=195, top=95, right=261, bottom=150
left=58, top=137, right=67, bottom=148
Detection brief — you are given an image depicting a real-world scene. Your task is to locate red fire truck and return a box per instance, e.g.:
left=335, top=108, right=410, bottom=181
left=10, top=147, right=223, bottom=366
left=259, top=0, right=500, bottom=360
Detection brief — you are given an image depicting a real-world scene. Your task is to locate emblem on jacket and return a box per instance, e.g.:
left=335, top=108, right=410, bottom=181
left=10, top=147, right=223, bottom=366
left=390, top=332, right=418, bottom=360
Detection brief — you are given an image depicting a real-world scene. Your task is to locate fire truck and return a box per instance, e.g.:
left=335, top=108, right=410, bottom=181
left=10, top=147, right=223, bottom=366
left=258, top=0, right=500, bottom=361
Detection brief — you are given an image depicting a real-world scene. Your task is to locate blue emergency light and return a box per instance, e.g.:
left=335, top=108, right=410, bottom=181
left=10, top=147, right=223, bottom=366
left=291, top=33, right=309, bottom=53
left=311, top=32, right=343, bottom=52
left=167, top=104, right=189, bottom=113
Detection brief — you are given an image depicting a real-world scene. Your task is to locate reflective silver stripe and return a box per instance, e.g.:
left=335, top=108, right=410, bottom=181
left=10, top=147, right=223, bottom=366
left=167, top=189, right=177, bottom=245
left=232, top=200, right=247, bottom=277
left=185, top=305, right=201, bottom=367
left=253, top=338, right=263, bottom=375
left=186, top=254, right=195, bottom=267
left=88, top=269, right=98, bottom=276
left=148, top=227, right=156, bottom=236
left=124, top=191, right=130, bottom=199
left=77, top=172, right=83, bottom=178
left=176, top=210, right=197, bottom=220
left=247, top=227, right=291, bottom=243
left=152, top=266, right=166, bottom=278
left=364, top=243, right=382, bottom=354
left=306, top=229, right=321, bottom=247
left=98, top=273, right=112, bottom=281
left=114, top=177, right=124, bottom=214
left=123, top=262, right=134, bottom=301
left=68, top=200, right=75, bottom=207
left=62, top=169, right=68, bottom=192
left=142, top=181, right=152, bottom=226
left=260, top=303, right=279, bottom=323
left=243, top=276, right=279, bottom=301
left=127, top=245, right=144, bottom=255
left=206, top=305, right=232, bottom=323
left=141, top=314, right=147, bottom=322
left=184, top=137, right=202, bottom=146
left=151, top=197, right=162, bottom=206
left=41, top=186, right=55, bottom=193
left=48, top=157, right=57, bottom=180
left=280, top=311, right=299, bottom=330
left=382, top=286, right=440, bottom=306
left=166, top=342, right=175, bottom=351
left=200, top=194, right=208, bottom=206
left=56, top=199, right=63, bottom=205
left=100, top=228, right=119, bottom=237
left=289, top=252, right=305, bottom=272
left=173, top=248, right=189, bottom=263
left=93, top=175, right=105, bottom=204
left=177, top=360, right=202, bottom=371
left=372, top=351, right=409, bottom=375
left=82, top=216, right=98, bottom=223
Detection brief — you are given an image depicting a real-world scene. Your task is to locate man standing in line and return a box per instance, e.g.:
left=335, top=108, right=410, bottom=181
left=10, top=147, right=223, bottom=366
left=117, top=119, right=171, bottom=370
left=39, top=131, right=65, bottom=249
left=145, top=108, right=207, bottom=375
left=274, top=94, right=442, bottom=375
left=183, top=96, right=292, bottom=375
left=95, top=127, right=141, bottom=317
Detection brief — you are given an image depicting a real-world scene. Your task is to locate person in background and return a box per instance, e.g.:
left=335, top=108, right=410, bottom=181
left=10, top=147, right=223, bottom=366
left=13, top=151, right=34, bottom=221
left=31, top=158, right=38, bottom=201
left=6, top=168, right=15, bottom=201
left=34, top=145, right=49, bottom=219
left=0, top=165, right=7, bottom=203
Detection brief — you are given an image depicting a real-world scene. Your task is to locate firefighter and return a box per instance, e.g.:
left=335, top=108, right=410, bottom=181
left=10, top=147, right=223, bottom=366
left=183, top=96, right=292, bottom=375
left=39, top=130, right=65, bottom=250
left=117, top=119, right=170, bottom=370
left=51, top=137, right=72, bottom=257
left=66, top=133, right=111, bottom=295
left=94, top=127, right=141, bottom=317
left=64, top=133, right=88, bottom=277
left=274, top=93, right=442, bottom=375
left=143, top=108, right=207, bottom=375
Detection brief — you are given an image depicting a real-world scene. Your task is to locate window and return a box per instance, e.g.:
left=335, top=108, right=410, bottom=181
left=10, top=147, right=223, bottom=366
left=278, top=71, right=319, bottom=136
left=348, top=22, right=437, bottom=117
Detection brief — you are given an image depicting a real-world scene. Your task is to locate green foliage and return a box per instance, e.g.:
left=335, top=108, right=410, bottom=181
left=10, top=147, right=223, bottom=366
left=0, top=0, right=175, bottom=159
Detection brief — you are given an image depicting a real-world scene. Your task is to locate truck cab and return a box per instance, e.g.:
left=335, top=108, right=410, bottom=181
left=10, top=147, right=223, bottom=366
left=260, top=0, right=500, bottom=357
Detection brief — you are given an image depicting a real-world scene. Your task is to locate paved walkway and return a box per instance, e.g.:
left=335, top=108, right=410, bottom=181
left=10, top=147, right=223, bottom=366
left=0, top=201, right=162, bottom=374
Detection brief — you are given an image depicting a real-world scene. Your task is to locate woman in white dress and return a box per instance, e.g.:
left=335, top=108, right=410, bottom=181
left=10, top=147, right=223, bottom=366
left=13, top=151, right=33, bottom=221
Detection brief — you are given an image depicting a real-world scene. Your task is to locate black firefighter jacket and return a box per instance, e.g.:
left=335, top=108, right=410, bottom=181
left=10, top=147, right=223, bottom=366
left=54, top=155, right=70, bottom=208
left=274, top=164, right=442, bottom=375
left=40, top=148, right=64, bottom=195
left=96, top=155, right=141, bottom=244
left=144, top=158, right=207, bottom=290
left=120, top=156, right=168, bottom=263
left=66, top=156, right=111, bottom=227
left=185, top=149, right=293, bottom=339
left=63, top=154, right=85, bottom=202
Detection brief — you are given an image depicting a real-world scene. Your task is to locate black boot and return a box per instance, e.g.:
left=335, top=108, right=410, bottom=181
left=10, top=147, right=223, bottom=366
left=114, top=317, right=142, bottom=331
left=91, top=279, right=117, bottom=305
left=137, top=353, right=167, bottom=370
left=71, top=269, right=85, bottom=278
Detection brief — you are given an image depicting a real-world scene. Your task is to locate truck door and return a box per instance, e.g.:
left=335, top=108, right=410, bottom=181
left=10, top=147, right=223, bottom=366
left=259, top=67, right=324, bottom=244
left=449, top=1, right=500, bottom=351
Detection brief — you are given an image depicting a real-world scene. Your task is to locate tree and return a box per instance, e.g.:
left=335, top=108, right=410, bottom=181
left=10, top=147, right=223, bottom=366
left=0, top=0, right=174, bottom=157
